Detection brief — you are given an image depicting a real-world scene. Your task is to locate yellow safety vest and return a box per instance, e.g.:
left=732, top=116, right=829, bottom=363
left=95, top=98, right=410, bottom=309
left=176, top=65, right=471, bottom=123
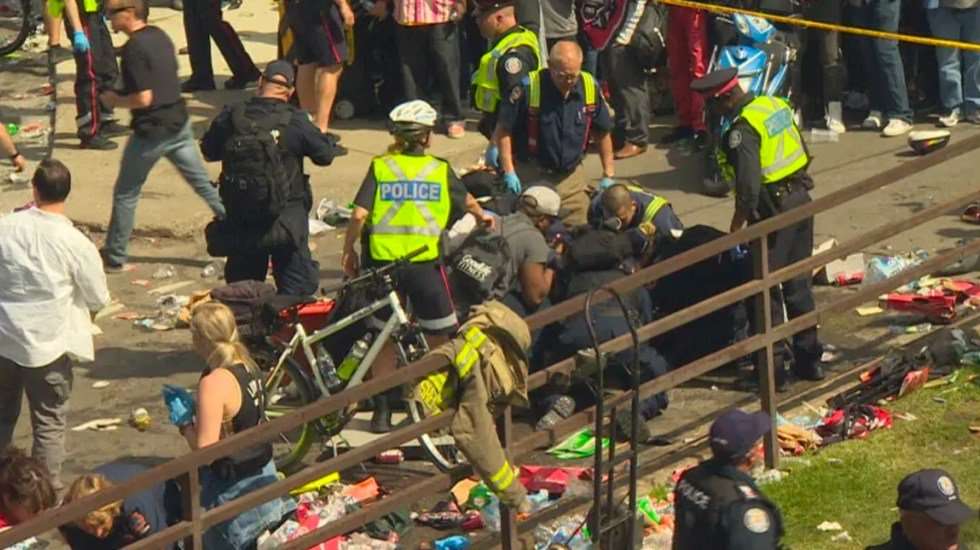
left=472, top=27, right=541, bottom=114
left=735, top=95, right=809, bottom=184
left=621, top=184, right=669, bottom=225
left=527, top=70, right=597, bottom=155
left=368, top=154, right=451, bottom=263
left=48, top=0, right=99, bottom=17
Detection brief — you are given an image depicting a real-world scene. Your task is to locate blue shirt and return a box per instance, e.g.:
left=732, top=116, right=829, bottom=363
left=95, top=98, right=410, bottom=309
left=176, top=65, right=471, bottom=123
left=497, top=70, right=613, bottom=173
left=587, top=190, right=684, bottom=239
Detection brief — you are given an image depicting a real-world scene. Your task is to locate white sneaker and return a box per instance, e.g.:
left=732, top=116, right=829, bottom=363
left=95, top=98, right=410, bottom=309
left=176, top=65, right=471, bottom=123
left=938, top=108, right=960, bottom=128
left=862, top=110, right=883, bottom=130
left=825, top=116, right=846, bottom=134
left=881, top=118, right=913, bottom=137
left=826, top=101, right=846, bottom=134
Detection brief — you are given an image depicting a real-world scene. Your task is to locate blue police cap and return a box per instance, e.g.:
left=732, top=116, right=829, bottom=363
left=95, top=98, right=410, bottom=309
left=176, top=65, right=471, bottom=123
left=709, top=409, right=771, bottom=460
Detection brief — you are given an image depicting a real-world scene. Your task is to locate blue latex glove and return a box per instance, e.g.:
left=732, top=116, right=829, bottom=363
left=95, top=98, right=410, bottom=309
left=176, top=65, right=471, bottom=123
left=72, top=30, right=90, bottom=54
left=484, top=144, right=499, bottom=169
left=502, top=171, right=521, bottom=194
left=598, top=177, right=615, bottom=191
left=162, top=384, right=195, bottom=427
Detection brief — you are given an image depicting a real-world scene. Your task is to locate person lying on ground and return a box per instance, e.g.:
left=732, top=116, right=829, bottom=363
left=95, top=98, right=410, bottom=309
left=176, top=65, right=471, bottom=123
left=0, top=447, right=57, bottom=532
left=59, top=462, right=182, bottom=549
left=177, top=302, right=295, bottom=550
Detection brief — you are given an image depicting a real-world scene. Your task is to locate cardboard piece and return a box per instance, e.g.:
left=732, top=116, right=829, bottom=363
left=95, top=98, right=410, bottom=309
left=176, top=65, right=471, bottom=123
left=342, top=477, right=381, bottom=503
left=816, top=252, right=865, bottom=285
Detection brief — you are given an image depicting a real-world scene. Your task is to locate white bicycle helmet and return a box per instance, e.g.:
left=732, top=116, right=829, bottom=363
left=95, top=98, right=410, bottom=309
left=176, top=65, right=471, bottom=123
left=389, top=100, right=438, bottom=131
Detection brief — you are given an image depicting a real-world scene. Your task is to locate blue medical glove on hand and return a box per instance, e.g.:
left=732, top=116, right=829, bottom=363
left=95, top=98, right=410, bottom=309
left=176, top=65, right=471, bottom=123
left=503, top=171, right=521, bottom=194
left=72, top=30, right=90, bottom=53
left=598, top=177, right=615, bottom=191
left=484, top=144, right=499, bottom=169
left=163, top=384, right=196, bottom=427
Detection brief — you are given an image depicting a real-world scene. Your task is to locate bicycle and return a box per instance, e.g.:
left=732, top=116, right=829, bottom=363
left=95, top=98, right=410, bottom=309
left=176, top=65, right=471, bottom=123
left=0, top=0, right=31, bottom=57
left=257, top=246, right=465, bottom=472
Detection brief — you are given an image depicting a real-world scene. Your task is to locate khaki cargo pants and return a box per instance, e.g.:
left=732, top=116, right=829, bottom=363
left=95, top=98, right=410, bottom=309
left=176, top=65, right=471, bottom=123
left=515, top=161, right=592, bottom=227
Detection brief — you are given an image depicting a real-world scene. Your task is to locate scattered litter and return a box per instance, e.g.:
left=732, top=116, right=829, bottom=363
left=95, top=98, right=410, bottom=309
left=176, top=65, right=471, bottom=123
left=130, top=279, right=151, bottom=287
left=895, top=412, right=918, bottom=422
left=130, top=408, right=151, bottom=431
left=71, top=418, right=123, bottom=432
left=152, top=265, right=176, bottom=279
left=817, top=521, right=843, bottom=531
left=815, top=249, right=865, bottom=286
left=519, top=465, right=591, bottom=495
left=156, top=294, right=190, bottom=310
left=309, top=218, right=334, bottom=236
left=317, top=199, right=353, bottom=225
left=969, top=425, right=980, bottom=434
left=933, top=396, right=948, bottom=404
left=821, top=344, right=841, bottom=363
left=148, top=280, right=195, bottom=295
left=95, top=302, right=126, bottom=320
left=430, top=535, right=470, bottom=550
left=92, top=381, right=111, bottom=389
left=831, top=531, right=853, bottom=543
left=113, top=311, right=141, bottom=321
left=547, top=427, right=610, bottom=459
left=373, top=449, right=404, bottom=464
left=866, top=251, right=927, bottom=285
left=8, top=172, right=30, bottom=185
left=342, top=477, right=381, bottom=503
left=412, top=500, right=480, bottom=531
left=754, top=469, right=787, bottom=484
left=856, top=305, right=884, bottom=316
left=890, top=323, right=933, bottom=335
left=531, top=513, right=590, bottom=548
left=451, top=478, right=479, bottom=507
left=827, top=458, right=844, bottom=466
left=201, top=262, right=221, bottom=278
left=710, top=384, right=719, bottom=391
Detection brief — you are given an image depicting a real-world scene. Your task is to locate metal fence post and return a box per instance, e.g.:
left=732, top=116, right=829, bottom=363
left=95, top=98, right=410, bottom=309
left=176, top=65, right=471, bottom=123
left=179, top=468, right=203, bottom=549
left=750, top=236, right=780, bottom=470
left=498, top=405, right=519, bottom=549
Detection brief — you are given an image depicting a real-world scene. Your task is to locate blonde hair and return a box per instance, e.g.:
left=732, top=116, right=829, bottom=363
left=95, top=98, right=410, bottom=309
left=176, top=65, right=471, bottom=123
left=64, top=474, right=122, bottom=532
left=190, top=302, right=257, bottom=373
left=0, top=446, right=56, bottom=516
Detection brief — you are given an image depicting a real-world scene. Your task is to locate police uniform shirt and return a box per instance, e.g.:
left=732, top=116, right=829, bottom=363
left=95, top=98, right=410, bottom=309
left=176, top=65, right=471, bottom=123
left=353, top=154, right=471, bottom=261
left=673, top=458, right=783, bottom=550
left=496, top=70, right=613, bottom=173
left=493, top=28, right=540, bottom=103
left=588, top=190, right=684, bottom=238
left=722, top=93, right=767, bottom=219
left=865, top=523, right=971, bottom=550
left=60, top=463, right=180, bottom=550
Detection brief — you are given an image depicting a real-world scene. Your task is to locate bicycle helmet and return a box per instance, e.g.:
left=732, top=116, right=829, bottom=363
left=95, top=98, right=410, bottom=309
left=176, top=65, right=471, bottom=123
left=389, top=100, right=438, bottom=135
left=908, top=130, right=950, bottom=156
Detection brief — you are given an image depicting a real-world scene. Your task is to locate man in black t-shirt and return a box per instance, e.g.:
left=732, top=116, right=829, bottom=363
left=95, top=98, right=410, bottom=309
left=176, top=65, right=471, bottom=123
left=98, top=0, right=226, bottom=272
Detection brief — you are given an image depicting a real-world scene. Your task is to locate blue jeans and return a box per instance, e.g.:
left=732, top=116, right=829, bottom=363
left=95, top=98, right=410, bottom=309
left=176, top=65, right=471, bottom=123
left=200, top=460, right=295, bottom=550
left=852, top=0, right=912, bottom=121
left=927, top=7, right=980, bottom=113
left=104, top=120, right=226, bottom=265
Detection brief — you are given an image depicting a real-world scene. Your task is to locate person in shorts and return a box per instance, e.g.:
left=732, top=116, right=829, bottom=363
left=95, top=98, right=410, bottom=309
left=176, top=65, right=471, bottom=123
left=286, top=0, right=354, bottom=139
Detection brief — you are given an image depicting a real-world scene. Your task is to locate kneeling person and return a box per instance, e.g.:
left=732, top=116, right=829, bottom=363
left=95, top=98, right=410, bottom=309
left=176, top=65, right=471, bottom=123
left=201, top=60, right=339, bottom=296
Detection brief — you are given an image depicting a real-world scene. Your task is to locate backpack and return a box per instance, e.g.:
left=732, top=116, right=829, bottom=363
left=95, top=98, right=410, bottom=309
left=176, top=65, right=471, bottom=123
left=564, top=228, right=636, bottom=272
left=448, top=226, right=517, bottom=314
left=219, top=103, right=294, bottom=222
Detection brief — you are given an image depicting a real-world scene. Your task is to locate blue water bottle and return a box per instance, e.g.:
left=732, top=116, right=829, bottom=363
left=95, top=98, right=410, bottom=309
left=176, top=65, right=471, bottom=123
left=433, top=535, right=471, bottom=550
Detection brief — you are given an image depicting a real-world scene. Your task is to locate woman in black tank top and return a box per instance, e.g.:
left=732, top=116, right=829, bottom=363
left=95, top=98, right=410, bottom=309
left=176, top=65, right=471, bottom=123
left=180, top=302, right=294, bottom=550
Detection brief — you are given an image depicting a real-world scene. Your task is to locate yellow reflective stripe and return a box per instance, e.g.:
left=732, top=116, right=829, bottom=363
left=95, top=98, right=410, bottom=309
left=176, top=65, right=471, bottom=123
left=453, top=343, right=478, bottom=378
left=529, top=72, right=541, bottom=109
left=464, top=326, right=487, bottom=348
left=642, top=196, right=668, bottom=224
left=416, top=371, right=451, bottom=411
left=490, top=462, right=516, bottom=492
left=581, top=72, right=596, bottom=106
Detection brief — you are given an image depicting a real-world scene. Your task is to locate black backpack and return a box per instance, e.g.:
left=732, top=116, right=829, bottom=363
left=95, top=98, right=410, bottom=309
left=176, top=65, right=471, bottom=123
left=447, top=226, right=518, bottom=314
left=219, top=103, right=294, bottom=222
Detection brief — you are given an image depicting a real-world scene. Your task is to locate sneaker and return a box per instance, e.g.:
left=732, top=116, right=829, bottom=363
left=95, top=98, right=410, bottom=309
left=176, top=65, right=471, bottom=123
left=99, top=121, right=129, bottom=137
left=938, top=108, right=960, bottom=128
left=825, top=115, right=846, bottom=134
left=446, top=121, right=466, bottom=139
left=100, top=251, right=128, bottom=273
left=80, top=134, right=118, bottom=150
left=862, top=110, right=883, bottom=130
left=659, top=126, right=693, bottom=145
left=881, top=118, right=913, bottom=137
left=534, top=395, right=575, bottom=431
left=224, top=74, right=259, bottom=90
left=180, top=79, right=216, bottom=93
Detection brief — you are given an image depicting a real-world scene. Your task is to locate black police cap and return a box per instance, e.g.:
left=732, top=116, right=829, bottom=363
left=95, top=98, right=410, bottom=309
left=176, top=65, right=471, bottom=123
left=473, top=0, right=514, bottom=15
left=898, top=469, right=976, bottom=526
left=690, top=67, right=740, bottom=97
left=709, top=409, right=771, bottom=460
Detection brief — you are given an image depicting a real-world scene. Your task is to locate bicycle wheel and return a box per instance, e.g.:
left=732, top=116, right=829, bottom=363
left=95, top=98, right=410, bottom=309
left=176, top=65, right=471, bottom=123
left=0, top=0, right=30, bottom=57
left=263, top=356, right=317, bottom=471
left=405, top=399, right=467, bottom=472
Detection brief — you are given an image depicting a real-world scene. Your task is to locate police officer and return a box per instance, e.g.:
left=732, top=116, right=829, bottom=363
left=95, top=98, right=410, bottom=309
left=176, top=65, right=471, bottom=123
left=691, top=67, right=824, bottom=387
left=672, top=409, right=784, bottom=549
left=494, top=40, right=616, bottom=227
left=590, top=183, right=684, bottom=245
left=867, top=469, right=976, bottom=550
left=56, top=0, right=124, bottom=149
left=342, top=99, right=494, bottom=432
left=471, top=0, right=541, bottom=145
left=200, top=60, right=338, bottom=296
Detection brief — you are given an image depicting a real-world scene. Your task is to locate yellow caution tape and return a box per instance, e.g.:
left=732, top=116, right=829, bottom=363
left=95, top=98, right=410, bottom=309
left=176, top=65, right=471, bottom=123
left=658, top=0, right=980, bottom=52
left=289, top=471, right=340, bottom=495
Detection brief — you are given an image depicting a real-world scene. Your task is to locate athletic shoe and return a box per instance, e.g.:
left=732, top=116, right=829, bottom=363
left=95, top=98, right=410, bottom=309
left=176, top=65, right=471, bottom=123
left=80, top=134, right=118, bottom=150
left=881, top=118, right=913, bottom=137
left=534, top=395, right=575, bottom=431
left=180, top=79, right=215, bottom=93
left=938, top=108, right=960, bottom=128
left=862, top=110, right=883, bottom=130
left=100, top=121, right=129, bottom=137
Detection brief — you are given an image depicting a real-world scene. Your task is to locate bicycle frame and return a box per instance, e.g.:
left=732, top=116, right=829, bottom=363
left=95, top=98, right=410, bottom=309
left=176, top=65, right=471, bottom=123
left=266, top=289, right=415, bottom=399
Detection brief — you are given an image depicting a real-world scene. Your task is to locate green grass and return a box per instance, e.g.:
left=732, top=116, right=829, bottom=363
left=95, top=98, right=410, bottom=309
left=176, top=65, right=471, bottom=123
left=764, top=367, right=980, bottom=549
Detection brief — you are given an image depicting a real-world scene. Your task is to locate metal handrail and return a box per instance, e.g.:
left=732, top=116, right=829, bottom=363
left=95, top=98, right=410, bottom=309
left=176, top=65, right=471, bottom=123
left=2, top=131, right=979, bottom=548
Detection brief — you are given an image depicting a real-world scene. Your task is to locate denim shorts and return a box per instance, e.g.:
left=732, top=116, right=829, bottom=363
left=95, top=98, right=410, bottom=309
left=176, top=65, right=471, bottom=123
left=200, top=460, right=296, bottom=550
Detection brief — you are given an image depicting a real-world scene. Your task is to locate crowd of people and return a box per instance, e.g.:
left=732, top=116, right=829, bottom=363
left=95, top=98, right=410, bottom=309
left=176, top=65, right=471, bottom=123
left=0, top=0, right=979, bottom=547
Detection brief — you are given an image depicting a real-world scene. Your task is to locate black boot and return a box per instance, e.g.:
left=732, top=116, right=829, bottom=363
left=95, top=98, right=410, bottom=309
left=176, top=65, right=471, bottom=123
left=793, top=362, right=825, bottom=382
left=370, top=392, right=394, bottom=434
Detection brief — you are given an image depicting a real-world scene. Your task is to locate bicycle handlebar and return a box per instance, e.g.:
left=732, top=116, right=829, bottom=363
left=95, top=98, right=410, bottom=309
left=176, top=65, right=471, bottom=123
left=320, top=245, right=428, bottom=296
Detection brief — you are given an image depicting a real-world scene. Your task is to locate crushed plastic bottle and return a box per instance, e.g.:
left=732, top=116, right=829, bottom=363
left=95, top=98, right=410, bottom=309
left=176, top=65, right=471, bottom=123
left=479, top=496, right=501, bottom=531
left=806, top=128, right=839, bottom=143
left=527, top=489, right=552, bottom=513
left=865, top=256, right=914, bottom=285
left=432, top=535, right=471, bottom=550
left=152, top=264, right=176, bottom=279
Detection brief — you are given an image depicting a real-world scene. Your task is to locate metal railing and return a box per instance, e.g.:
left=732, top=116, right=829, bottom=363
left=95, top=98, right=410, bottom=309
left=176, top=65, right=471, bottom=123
left=3, top=132, right=980, bottom=549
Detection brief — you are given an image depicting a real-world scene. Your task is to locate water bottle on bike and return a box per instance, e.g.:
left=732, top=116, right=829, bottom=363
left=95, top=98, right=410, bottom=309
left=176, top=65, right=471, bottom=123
left=337, top=333, right=373, bottom=382
left=314, top=346, right=344, bottom=393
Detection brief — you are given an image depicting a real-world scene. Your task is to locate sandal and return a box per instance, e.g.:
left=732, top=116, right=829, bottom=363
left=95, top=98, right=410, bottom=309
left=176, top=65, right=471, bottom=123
left=961, top=202, right=980, bottom=224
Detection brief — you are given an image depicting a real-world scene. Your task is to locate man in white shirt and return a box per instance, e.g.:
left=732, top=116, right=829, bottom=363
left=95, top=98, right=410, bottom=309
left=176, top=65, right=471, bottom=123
left=0, top=159, right=110, bottom=488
